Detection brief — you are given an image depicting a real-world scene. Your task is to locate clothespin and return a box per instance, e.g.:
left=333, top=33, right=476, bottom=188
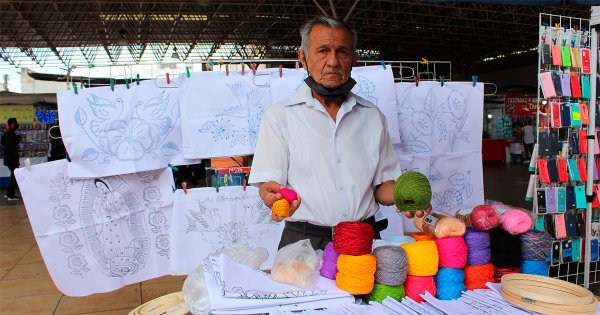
left=172, top=185, right=176, bottom=192
left=224, top=174, right=228, bottom=186
left=544, top=22, right=548, bottom=31
left=80, top=80, right=84, bottom=89
left=541, top=35, right=546, bottom=44
left=24, top=158, right=31, bottom=171
left=421, top=58, right=428, bottom=64
left=472, top=75, right=478, bottom=87
left=562, top=39, right=566, bottom=46
left=555, top=23, right=560, bottom=29
left=186, top=66, right=190, bottom=78
left=571, top=39, right=576, bottom=47
left=136, top=73, right=140, bottom=85
left=181, top=181, right=188, bottom=195
left=218, top=58, right=223, bottom=70
left=209, top=59, right=215, bottom=70
left=563, top=25, right=567, bottom=33
left=166, top=72, right=171, bottom=85
left=295, top=60, right=299, bottom=69
left=380, top=59, right=386, bottom=70
left=167, top=163, right=179, bottom=172
left=414, top=76, right=419, bottom=87
left=439, top=76, right=445, bottom=87
left=225, top=64, right=230, bottom=77
left=242, top=63, right=246, bottom=76
left=243, top=178, right=247, bottom=191
left=72, top=81, right=78, bottom=95
left=125, top=78, right=130, bottom=89
left=279, top=65, right=283, bottom=77
left=574, top=24, right=579, bottom=32
left=215, top=177, right=220, bottom=193
left=110, top=79, right=114, bottom=91
left=251, top=63, right=257, bottom=76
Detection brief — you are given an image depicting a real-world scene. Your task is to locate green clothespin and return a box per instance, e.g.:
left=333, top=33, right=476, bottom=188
left=125, top=78, right=130, bottom=89
left=110, top=79, right=114, bottom=91
left=167, top=163, right=179, bottom=172
left=439, top=76, right=445, bottom=87
left=186, top=66, right=190, bottom=78
left=72, top=82, right=78, bottom=94
left=472, top=75, right=478, bottom=87
left=136, top=73, right=140, bottom=85
left=380, top=59, right=386, bottom=70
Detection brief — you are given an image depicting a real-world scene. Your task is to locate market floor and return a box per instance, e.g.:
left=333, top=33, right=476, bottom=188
left=0, top=161, right=531, bottom=314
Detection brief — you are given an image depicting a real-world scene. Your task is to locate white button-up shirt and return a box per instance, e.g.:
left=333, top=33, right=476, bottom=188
left=249, top=84, right=401, bottom=227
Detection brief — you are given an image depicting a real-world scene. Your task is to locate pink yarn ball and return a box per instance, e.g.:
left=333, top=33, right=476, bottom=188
left=470, top=205, right=501, bottom=231
left=435, top=236, right=467, bottom=268
left=278, top=187, right=298, bottom=204
left=501, top=209, right=533, bottom=235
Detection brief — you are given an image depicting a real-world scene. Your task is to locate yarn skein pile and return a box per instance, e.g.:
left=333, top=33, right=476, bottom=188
left=490, top=227, right=522, bottom=282
left=271, top=187, right=298, bottom=218
left=462, top=228, right=493, bottom=290
left=367, top=245, right=408, bottom=303
left=432, top=236, right=467, bottom=300
left=334, top=221, right=376, bottom=295
left=320, top=242, right=339, bottom=280
left=520, top=230, right=552, bottom=276
left=393, top=171, right=431, bottom=212
left=400, top=240, right=438, bottom=302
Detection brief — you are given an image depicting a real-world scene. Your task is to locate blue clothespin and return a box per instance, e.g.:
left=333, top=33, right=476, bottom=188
left=110, top=79, right=114, bottom=91
left=472, top=75, right=478, bottom=87
left=209, top=59, right=215, bottom=70
left=544, top=22, right=548, bottom=31
left=167, top=163, right=179, bottom=172
left=186, top=66, right=190, bottom=78
left=136, top=73, right=140, bottom=85
left=125, top=78, right=130, bottom=89
left=571, top=39, right=576, bottom=48
left=563, top=25, right=567, bottom=33
left=380, top=59, right=386, bottom=70
left=215, top=176, right=220, bottom=193
left=439, top=76, right=445, bottom=87
left=72, top=81, right=78, bottom=95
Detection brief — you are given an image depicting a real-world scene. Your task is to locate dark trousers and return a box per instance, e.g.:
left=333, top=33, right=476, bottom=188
left=278, top=217, right=386, bottom=251
left=6, top=166, right=17, bottom=198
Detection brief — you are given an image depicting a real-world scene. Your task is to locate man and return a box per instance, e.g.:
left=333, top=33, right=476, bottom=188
left=250, top=16, right=425, bottom=251
left=1, top=118, right=20, bottom=200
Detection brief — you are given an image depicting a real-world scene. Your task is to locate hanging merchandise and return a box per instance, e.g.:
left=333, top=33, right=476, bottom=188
left=14, top=159, right=175, bottom=296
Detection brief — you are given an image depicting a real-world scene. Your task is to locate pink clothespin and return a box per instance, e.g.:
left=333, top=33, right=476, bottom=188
left=166, top=73, right=171, bottom=85
left=251, top=63, right=257, bottom=76
left=242, top=63, right=245, bottom=76
left=225, top=64, right=229, bottom=77
left=182, top=181, right=188, bottom=195
left=279, top=65, right=283, bottom=78
left=295, top=61, right=299, bottom=69
left=243, top=178, right=247, bottom=191
left=414, top=76, right=419, bottom=87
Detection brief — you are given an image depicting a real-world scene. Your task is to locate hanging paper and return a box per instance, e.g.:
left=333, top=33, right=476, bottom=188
left=15, top=160, right=175, bottom=296
left=58, top=77, right=200, bottom=178
left=170, top=186, right=284, bottom=274
left=269, top=66, right=401, bottom=144
left=179, top=71, right=273, bottom=159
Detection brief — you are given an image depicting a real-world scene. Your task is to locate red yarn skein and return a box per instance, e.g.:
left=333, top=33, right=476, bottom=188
left=404, top=275, right=436, bottom=303
left=334, top=221, right=374, bottom=256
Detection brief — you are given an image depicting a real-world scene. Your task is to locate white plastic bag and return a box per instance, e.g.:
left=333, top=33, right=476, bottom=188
left=182, top=264, right=210, bottom=315
left=210, top=244, right=268, bottom=270
left=270, top=239, right=323, bottom=288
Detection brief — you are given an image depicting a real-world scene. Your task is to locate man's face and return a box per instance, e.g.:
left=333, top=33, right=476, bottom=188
left=299, top=24, right=358, bottom=88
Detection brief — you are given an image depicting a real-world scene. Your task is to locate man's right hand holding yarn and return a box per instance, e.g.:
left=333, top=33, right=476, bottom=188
left=259, top=180, right=302, bottom=222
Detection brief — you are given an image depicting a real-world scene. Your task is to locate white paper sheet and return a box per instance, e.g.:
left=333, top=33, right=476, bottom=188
left=202, top=256, right=352, bottom=313
left=394, top=82, right=484, bottom=233
left=15, top=160, right=175, bottom=296
left=268, top=66, right=401, bottom=144
left=170, top=186, right=284, bottom=274
left=57, top=77, right=200, bottom=178
left=179, top=70, right=273, bottom=159
left=218, top=254, right=347, bottom=299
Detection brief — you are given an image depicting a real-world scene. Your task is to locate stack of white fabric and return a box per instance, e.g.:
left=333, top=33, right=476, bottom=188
left=202, top=254, right=354, bottom=314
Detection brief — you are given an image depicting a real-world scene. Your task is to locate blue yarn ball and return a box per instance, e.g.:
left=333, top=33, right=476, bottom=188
left=521, top=260, right=548, bottom=276
left=435, top=268, right=465, bottom=300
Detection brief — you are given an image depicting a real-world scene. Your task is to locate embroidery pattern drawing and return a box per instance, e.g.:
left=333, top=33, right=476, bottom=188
left=74, top=91, right=181, bottom=164
left=50, top=173, right=91, bottom=277
left=198, top=79, right=268, bottom=148
left=432, top=170, right=474, bottom=208
left=139, top=171, right=170, bottom=257
left=395, top=87, right=470, bottom=154
left=80, top=176, right=149, bottom=277
left=354, top=75, right=378, bottom=105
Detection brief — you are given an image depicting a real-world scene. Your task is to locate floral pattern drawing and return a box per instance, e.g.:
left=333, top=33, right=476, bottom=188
left=353, top=75, right=378, bottom=105
left=74, top=91, right=181, bottom=163
left=197, top=78, right=268, bottom=148
left=395, top=86, right=471, bottom=154
left=50, top=173, right=91, bottom=276
left=139, top=171, right=170, bottom=257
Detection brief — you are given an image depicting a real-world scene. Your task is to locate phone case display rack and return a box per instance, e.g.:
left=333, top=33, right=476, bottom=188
left=533, top=13, right=598, bottom=289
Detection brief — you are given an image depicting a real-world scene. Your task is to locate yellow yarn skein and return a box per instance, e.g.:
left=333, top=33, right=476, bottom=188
left=400, top=240, right=439, bottom=276
left=272, top=198, right=291, bottom=217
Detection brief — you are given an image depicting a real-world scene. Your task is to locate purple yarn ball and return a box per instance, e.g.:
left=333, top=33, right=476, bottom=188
left=464, top=228, right=491, bottom=266
left=320, top=242, right=339, bottom=279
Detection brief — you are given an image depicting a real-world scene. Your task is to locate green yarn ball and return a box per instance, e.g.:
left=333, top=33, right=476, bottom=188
left=367, top=283, right=405, bottom=303
left=393, top=171, right=432, bottom=212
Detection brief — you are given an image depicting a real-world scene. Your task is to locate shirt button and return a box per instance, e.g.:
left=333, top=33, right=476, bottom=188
left=336, top=159, right=341, bottom=164
left=339, top=186, right=343, bottom=191
left=342, top=213, right=348, bottom=217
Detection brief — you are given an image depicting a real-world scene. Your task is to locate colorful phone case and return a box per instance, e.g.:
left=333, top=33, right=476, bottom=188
left=560, top=103, right=572, bottom=126
left=537, top=188, right=547, bottom=213
left=580, top=103, right=589, bottom=125
left=569, top=131, right=579, bottom=154
left=549, top=131, right=559, bottom=156
left=540, top=72, right=557, bottom=98
left=566, top=186, right=576, bottom=209
left=535, top=215, right=546, bottom=231
left=551, top=102, right=561, bottom=127
left=548, top=158, right=558, bottom=183
left=552, top=45, right=563, bottom=66
left=538, top=159, right=551, bottom=183
left=546, top=187, right=557, bottom=213
left=555, top=214, right=567, bottom=239
left=551, top=72, right=563, bottom=96
left=577, top=158, right=587, bottom=183
left=558, top=158, right=569, bottom=183
left=561, top=239, right=572, bottom=262
left=572, top=238, right=581, bottom=262
left=561, top=46, right=572, bottom=67
left=565, top=211, right=577, bottom=237
left=575, top=185, right=586, bottom=208
left=571, top=74, right=582, bottom=98
left=581, top=48, right=591, bottom=73
left=591, top=239, right=599, bottom=262
left=570, top=103, right=581, bottom=126
left=551, top=241, right=561, bottom=265
left=571, top=47, right=581, bottom=68
left=561, top=73, right=572, bottom=97
left=580, top=129, right=588, bottom=154
left=582, top=75, right=590, bottom=99
left=557, top=187, right=567, bottom=213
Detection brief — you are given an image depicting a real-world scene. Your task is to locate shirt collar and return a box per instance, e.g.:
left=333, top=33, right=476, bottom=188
left=283, top=83, right=374, bottom=110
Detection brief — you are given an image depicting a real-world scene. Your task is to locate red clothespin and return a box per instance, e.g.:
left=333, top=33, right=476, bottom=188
left=251, top=63, right=257, bottom=76
left=279, top=65, right=283, bottom=77
left=182, top=181, right=188, bottom=195
left=166, top=72, right=171, bottom=85
left=295, top=61, right=299, bottom=69
left=225, top=64, right=229, bottom=77
left=414, top=75, right=419, bottom=87
left=541, top=35, right=546, bottom=44
left=574, top=24, right=579, bottom=32
left=242, top=63, right=245, bottom=76
left=243, top=178, right=247, bottom=191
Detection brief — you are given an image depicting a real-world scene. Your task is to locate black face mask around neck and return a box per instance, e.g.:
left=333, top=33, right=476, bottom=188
left=304, top=75, right=356, bottom=102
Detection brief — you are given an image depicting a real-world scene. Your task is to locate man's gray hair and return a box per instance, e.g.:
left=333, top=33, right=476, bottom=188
left=299, top=16, right=358, bottom=54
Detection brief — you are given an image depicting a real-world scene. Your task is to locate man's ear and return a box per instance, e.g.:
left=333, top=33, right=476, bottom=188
left=352, top=51, right=359, bottom=66
left=298, top=49, right=308, bottom=70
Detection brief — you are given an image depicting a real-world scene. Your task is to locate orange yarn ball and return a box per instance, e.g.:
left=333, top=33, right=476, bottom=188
left=336, top=254, right=376, bottom=295
left=412, top=232, right=434, bottom=241
left=464, top=263, right=494, bottom=290
left=272, top=199, right=291, bottom=217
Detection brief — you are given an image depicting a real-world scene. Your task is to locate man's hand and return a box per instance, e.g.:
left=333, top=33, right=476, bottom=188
left=397, top=204, right=432, bottom=219
left=259, top=181, right=301, bottom=222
